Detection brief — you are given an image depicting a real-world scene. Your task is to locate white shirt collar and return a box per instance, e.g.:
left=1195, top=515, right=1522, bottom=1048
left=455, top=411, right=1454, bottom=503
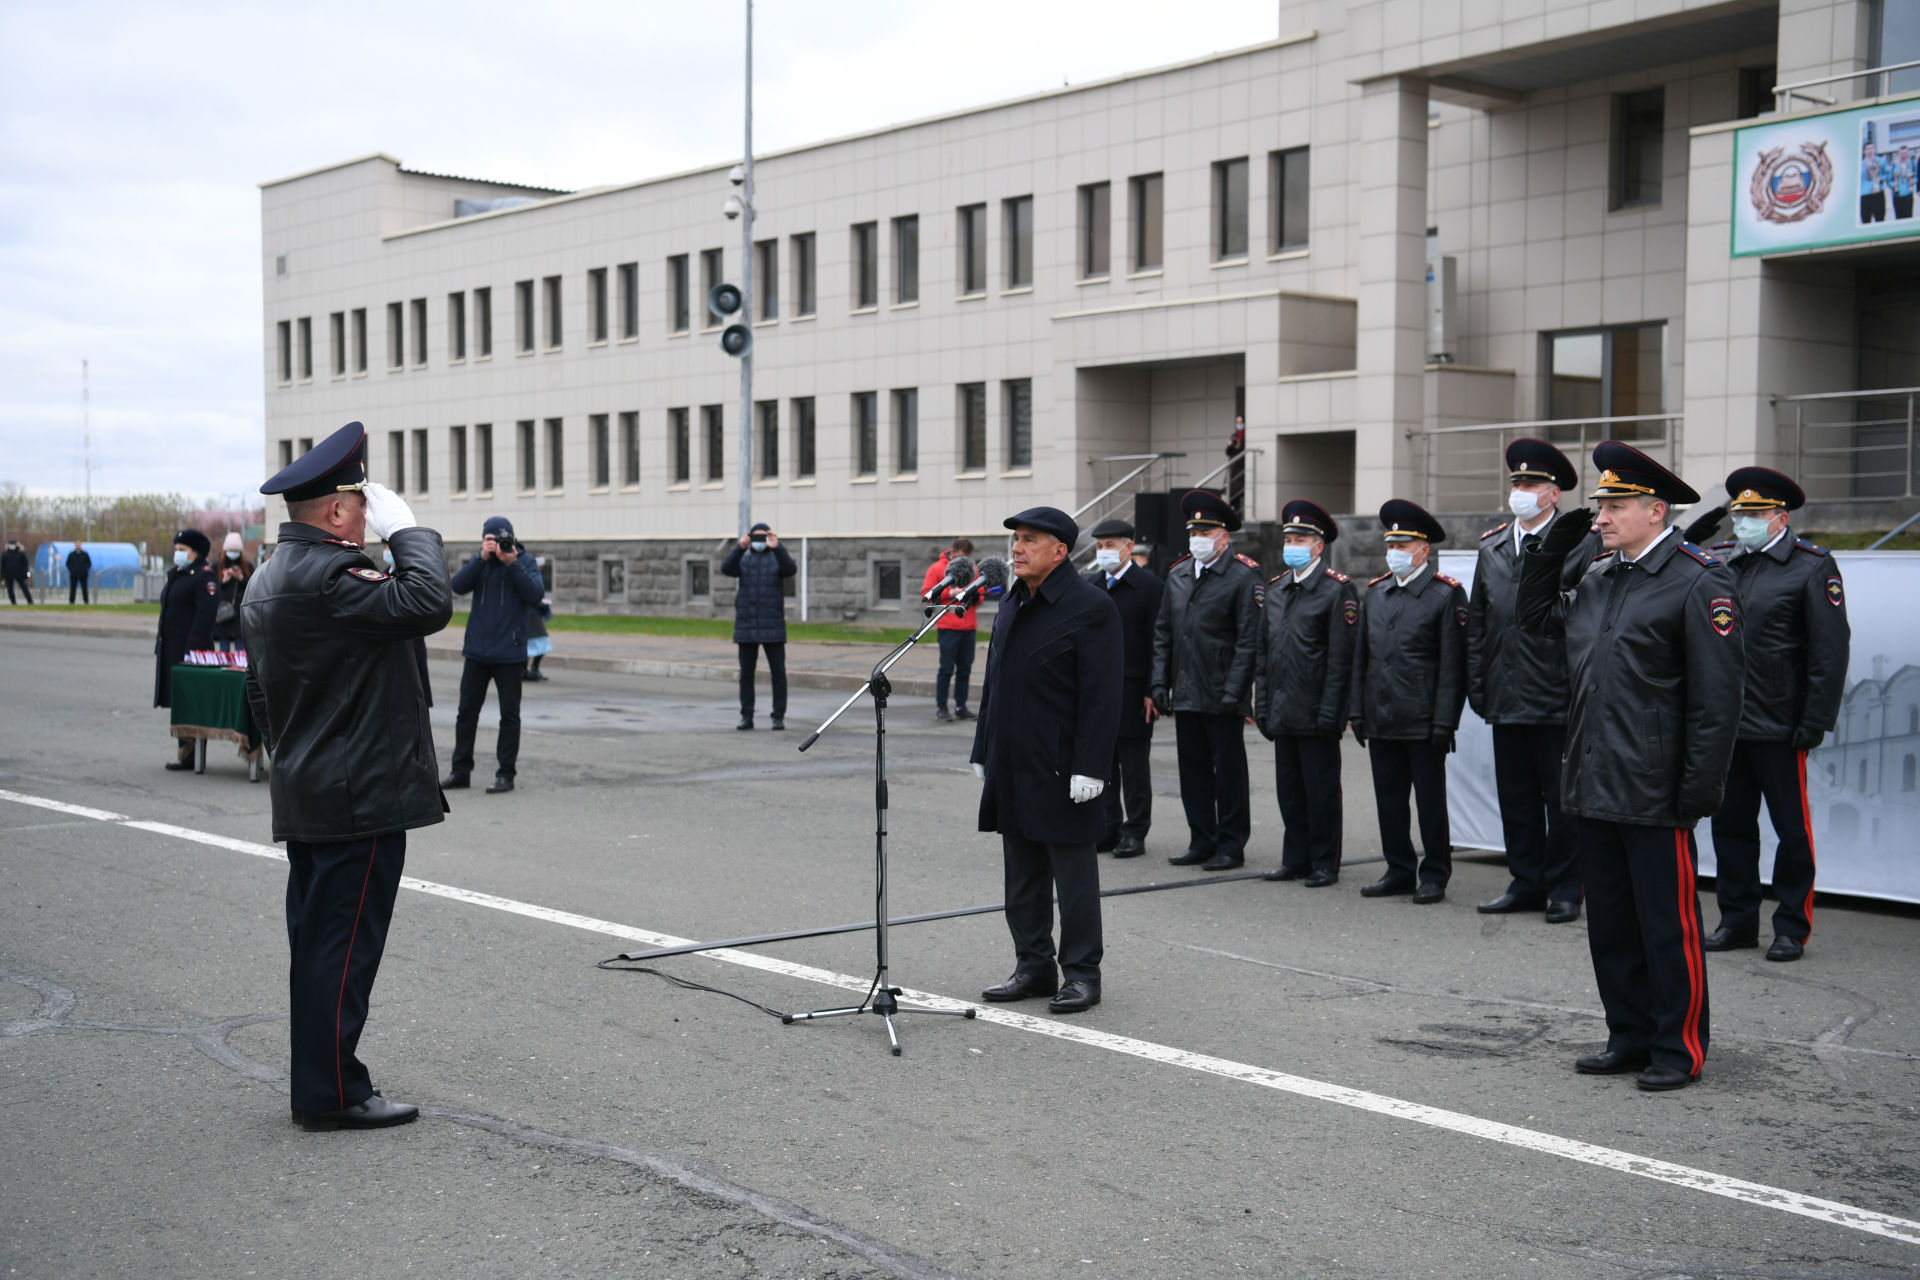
left=1760, top=526, right=1788, bottom=554
left=1514, top=510, right=1552, bottom=555
left=1623, top=524, right=1675, bottom=564
left=1291, top=556, right=1321, bottom=584
left=1106, top=560, right=1130, bottom=582
left=1390, top=561, right=1429, bottom=589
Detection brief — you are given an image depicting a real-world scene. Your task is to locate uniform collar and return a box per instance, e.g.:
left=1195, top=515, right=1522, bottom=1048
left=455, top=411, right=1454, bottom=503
left=1762, top=524, right=1794, bottom=560
left=278, top=522, right=335, bottom=545
left=1513, top=509, right=1554, bottom=555
left=1388, top=561, right=1430, bottom=590
left=1613, top=525, right=1679, bottom=572
left=1290, top=557, right=1321, bottom=584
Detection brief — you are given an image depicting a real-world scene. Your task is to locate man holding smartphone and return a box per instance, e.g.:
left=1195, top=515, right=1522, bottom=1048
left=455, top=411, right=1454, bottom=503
left=445, top=515, right=545, bottom=794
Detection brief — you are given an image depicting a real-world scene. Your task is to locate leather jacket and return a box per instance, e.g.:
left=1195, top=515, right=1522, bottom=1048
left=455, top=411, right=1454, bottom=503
left=1255, top=563, right=1359, bottom=738
left=1349, top=565, right=1469, bottom=740
left=242, top=524, right=454, bottom=843
left=1715, top=528, right=1850, bottom=743
left=1466, top=513, right=1603, bottom=725
left=1149, top=552, right=1264, bottom=716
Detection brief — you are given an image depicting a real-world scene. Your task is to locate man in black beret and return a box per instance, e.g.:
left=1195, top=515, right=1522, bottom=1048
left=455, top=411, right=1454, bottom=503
left=1086, top=517, right=1163, bottom=857
left=154, top=527, right=219, bottom=769
left=971, top=506, right=1123, bottom=1014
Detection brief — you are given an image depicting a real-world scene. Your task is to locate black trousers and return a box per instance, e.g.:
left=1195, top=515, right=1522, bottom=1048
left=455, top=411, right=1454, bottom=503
left=452, top=658, right=523, bottom=779
left=286, top=831, right=406, bottom=1113
left=5, top=576, right=32, bottom=604
left=737, top=642, right=787, bottom=717
left=1492, top=723, right=1580, bottom=905
left=1104, top=735, right=1152, bottom=841
left=1273, top=734, right=1342, bottom=875
left=1002, top=832, right=1102, bottom=983
left=1580, top=818, right=1709, bottom=1077
left=1173, top=711, right=1249, bottom=858
left=1896, top=192, right=1915, bottom=220
left=936, top=629, right=975, bottom=711
left=1710, top=741, right=1817, bottom=943
left=1367, top=739, right=1452, bottom=886
left=1862, top=190, right=1887, bottom=222
left=69, top=578, right=89, bottom=604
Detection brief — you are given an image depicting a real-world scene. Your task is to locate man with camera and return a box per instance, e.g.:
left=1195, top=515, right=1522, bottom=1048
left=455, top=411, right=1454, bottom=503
left=445, top=515, right=545, bottom=794
left=721, top=521, right=797, bottom=730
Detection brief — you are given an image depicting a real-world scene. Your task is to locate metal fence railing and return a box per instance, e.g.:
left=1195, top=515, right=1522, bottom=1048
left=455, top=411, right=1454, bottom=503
left=1777, top=387, right=1920, bottom=502
left=1419, top=414, right=1684, bottom=512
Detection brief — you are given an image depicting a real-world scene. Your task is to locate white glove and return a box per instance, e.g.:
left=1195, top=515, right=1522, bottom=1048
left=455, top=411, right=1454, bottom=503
left=973, top=762, right=986, bottom=780
left=361, top=481, right=418, bottom=541
left=1069, top=774, right=1105, bottom=804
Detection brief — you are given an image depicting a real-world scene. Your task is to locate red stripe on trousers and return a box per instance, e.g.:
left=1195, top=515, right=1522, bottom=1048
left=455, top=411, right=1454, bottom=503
left=1674, top=829, right=1705, bottom=1076
left=335, top=837, right=379, bottom=1110
left=1797, top=749, right=1816, bottom=939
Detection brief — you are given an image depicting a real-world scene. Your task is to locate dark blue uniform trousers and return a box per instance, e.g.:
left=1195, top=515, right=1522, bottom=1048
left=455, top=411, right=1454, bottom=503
left=1368, top=739, right=1451, bottom=887
left=1174, top=711, right=1249, bottom=858
left=1580, top=819, right=1709, bottom=1077
left=1492, top=723, right=1581, bottom=905
left=286, top=832, right=406, bottom=1113
left=1710, top=741, right=1817, bottom=943
left=1104, top=735, right=1153, bottom=843
left=1273, top=734, right=1342, bottom=875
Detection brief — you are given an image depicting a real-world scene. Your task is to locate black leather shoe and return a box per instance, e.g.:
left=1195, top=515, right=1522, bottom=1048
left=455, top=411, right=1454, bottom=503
left=736, top=715, right=753, bottom=731
left=1263, top=866, right=1307, bottom=882
left=1765, top=936, right=1805, bottom=962
left=1636, top=1064, right=1695, bottom=1091
left=934, top=707, right=953, bottom=722
left=953, top=707, right=974, bottom=720
left=1545, top=900, right=1582, bottom=924
left=1112, top=836, right=1145, bottom=858
left=1574, top=1048, right=1650, bottom=1075
left=981, top=971, right=1058, bottom=1002
left=1412, top=882, right=1446, bottom=905
left=1304, top=869, right=1339, bottom=888
left=1477, top=892, right=1544, bottom=914
left=165, top=758, right=194, bottom=771
left=441, top=773, right=470, bottom=790
left=485, top=775, right=514, bottom=794
left=1201, top=852, right=1244, bottom=872
left=1360, top=876, right=1415, bottom=898
left=770, top=717, right=785, bottom=731
left=1702, top=926, right=1758, bottom=951
left=1167, top=849, right=1212, bottom=867
left=295, top=1095, right=420, bottom=1130
left=1048, top=980, right=1100, bottom=1014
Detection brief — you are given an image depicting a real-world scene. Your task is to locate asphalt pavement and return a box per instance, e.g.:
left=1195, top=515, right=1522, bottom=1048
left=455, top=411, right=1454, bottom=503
left=4, top=626, right=1919, bottom=1279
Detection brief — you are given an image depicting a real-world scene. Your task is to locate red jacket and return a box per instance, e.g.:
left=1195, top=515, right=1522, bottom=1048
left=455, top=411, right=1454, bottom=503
left=923, top=553, right=977, bottom=631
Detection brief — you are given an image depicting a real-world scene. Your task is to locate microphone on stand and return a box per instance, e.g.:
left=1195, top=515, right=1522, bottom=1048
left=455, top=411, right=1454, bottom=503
left=949, top=555, right=1009, bottom=608
left=920, top=555, right=974, bottom=604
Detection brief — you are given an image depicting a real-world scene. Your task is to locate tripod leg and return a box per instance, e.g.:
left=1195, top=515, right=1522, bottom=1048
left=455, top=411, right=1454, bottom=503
left=882, top=1013, right=901, bottom=1056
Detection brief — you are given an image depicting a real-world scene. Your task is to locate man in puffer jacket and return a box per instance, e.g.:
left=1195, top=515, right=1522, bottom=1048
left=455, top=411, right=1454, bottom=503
left=444, top=515, right=545, bottom=793
left=721, top=522, right=797, bottom=730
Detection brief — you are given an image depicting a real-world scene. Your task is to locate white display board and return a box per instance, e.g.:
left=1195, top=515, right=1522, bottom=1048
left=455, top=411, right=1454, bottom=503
left=1439, top=549, right=1920, bottom=905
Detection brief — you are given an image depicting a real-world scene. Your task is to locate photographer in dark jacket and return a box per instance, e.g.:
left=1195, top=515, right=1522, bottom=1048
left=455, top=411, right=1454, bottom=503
left=243, top=421, right=452, bottom=1129
left=155, top=528, right=219, bottom=770
left=445, top=515, right=545, bottom=794
left=721, top=522, right=797, bottom=730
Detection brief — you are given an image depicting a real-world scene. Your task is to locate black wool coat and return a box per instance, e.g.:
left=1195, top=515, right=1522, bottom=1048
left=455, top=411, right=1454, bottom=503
left=153, top=558, right=218, bottom=707
left=1086, top=563, right=1163, bottom=740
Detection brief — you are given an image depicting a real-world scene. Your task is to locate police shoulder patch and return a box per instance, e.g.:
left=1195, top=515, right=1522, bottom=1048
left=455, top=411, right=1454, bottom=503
left=1824, top=575, right=1845, bottom=607
left=1680, top=542, right=1721, bottom=566
left=1709, top=594, right=1736, bottom=636
left=1479, top=521, right=1510, bottom=541
left=347, top=567, right=390, bottom=582
left=1340, top=597, right=1359, bottom=625
left=1234, top=553, right=1261, bottom=571
left=205, top=579, right=218, bottom=596
left=1795, top=537, right=1830, bottom=558
left=1434, top=572, right=1462, bottom=589
left=1324, top=567, right=1350, bottom=583
left=1367, top=571, right=1393, bottom=587
left=1455, top=603, right=1469, bottom=628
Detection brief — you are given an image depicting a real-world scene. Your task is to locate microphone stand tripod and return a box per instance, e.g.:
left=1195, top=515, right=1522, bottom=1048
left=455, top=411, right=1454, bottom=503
left=791, top=593, right=981, bottom=1055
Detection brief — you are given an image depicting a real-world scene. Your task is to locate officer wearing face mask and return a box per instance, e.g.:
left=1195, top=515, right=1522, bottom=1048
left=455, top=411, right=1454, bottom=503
left=1086, top=518, right=1164, bottom=857
left=1686, top=468, right=1849, bottom=963
left=1149, top=490, right=1263, bottom=871
left=155, top=528, right=219, bottom=770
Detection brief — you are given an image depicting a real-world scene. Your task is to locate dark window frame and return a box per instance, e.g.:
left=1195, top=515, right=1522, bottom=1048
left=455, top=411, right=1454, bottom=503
left=667, top=255, right=691, bottom=333
left=790, top=233, right=816, bottom=316
left=793, top=396, right=816, bottom=479
left=959, top=382, right=988, bottom=472
left=1212, top=157, right=1250, bottom=260
left=587, top=267, right=608, bottom=343
left=852, top=391, right=878, bottom=477
left=851, top=223, right=878, bottom=310
left=893, top=214, right=919, bottom=303
left=590, top=412, right=611, bottom=489
left=1078, top=183, right=1110, bottom=279
left=1003, top=196, right=1033, bottom=288
left=1268, top=146, right=1310, bottom=252
left=958, top=203, right=987, bottom=294
left=1130, top=173, right=1164, bottom=270
left=1004, top=378, right=1033, bottom=470
left=620, top=410, right=640, bottom=486
left=1611, top=88, right=1665, bottom=210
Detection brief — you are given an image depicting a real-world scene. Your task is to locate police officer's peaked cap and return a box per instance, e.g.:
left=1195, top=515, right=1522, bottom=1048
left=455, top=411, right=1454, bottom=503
left=1505, top=438, right=1577, bottom=491
left=1724, top=466, right=1805, bottom=512
left=1004, top=505, right=1079, bottom=547
left=1280, top=499, right=1339, bottom=545
left=1378, top=499, right=1445, bottom=544
left=173, top=528, right=211, bottom=558
left=261, top=421, right=368, bottom=502
left=1088, top=517, right=1136, bottom=541
left=1181, top=489, right=1241, bottom=533
left=1588, top=441, right=1700, bottom=505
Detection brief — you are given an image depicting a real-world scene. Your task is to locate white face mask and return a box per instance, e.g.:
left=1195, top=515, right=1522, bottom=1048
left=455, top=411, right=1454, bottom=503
left=1094, top=548, right=1123, bottom=573
left=173, top=550, right=190, bottom=568
left=1188, top=534, right=1219, bottom=563
left=1508, top=489, right=1545, bottom=522
left=749, top=540, right=769, bottom=553
left=1385, top=547, right=1417, bottom=577
left=1731, top=515, right=1774, bottom=549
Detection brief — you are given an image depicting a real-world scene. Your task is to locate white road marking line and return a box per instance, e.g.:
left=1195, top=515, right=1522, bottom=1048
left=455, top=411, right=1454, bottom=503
left=7, top=788, right=1919, bottom=1248
left=0, top=789, right=127, bottom=822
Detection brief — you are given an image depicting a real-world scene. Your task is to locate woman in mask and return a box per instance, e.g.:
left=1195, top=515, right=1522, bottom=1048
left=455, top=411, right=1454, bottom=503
left=155, top=528, right=219, bottom=770
left=212, top=532, right=252, bottom=653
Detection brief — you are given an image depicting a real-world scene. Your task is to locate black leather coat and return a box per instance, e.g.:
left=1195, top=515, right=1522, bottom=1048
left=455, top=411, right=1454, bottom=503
left=1349, top=566, right=1469, bottom=740
left=242, top=524, right=453, bottom=843
left=153, top=557, right=218, bottom=707
left=1466, top=513, right=1603, bottom=725
left=1255, top=563, right=1359, bottom=739
left=1149, top=553, right=1263, bottom=716
left=1087, top=563, right=1163, bottom=740
left=1716, top=529, right=1850, bottom=743
left=1518, top=530, right=1744, bottom=826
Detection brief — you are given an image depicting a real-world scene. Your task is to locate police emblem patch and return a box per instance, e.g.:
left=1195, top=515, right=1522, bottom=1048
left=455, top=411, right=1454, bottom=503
left=347, top=567, right=389, bottom=582
left=1710, top=595, right=1735, bottom=636
left=1749, top=142, right=1832, bottom=224
left=1454, top=605, right=1468, bottom=628
left=205, top=580, right=217, bottom=596
left=1341, top=599, right=1358, bottom=626
left=1825, top=576, right=1844, bottom=607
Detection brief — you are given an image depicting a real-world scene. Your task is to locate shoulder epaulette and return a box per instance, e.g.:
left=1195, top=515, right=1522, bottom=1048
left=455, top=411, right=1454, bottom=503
left=1367, top=571, right=1392, bottom=586
left=1794, top=537, right=1830, bottom=557
left=1710, top=540, right=1736, bottom=551
left=1267, top=572, right=1286, bottom=586
left=1234, top=553, right=1260, bottom=571
left=323, top=537, right=365, bottom=550
left=1679, top=542, right=1721, bottom=566
left=1324, top=567, right=1350, bottom=583
left=1434, top=572, right=1463, bottom=588
left=1479, top=521, right=1510, bottom=541
left=1168, top=553, right=1192, bottom=568
left=1591, top=547, right=1613, bottom=561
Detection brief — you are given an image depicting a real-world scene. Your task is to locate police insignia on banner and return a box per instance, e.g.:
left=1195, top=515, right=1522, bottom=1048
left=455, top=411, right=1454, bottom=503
left=1749, top=142, right=1833, bottom=224
left=1710, top=596, right=1736, bottom=636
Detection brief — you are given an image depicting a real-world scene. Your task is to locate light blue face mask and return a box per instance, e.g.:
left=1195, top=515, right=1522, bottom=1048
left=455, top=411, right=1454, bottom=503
left=1282, top=545, right=1314, bottom=570
left=1385, top=547, right=1417, bottom=576
left=1731, top=515, right=1773, bottom=549
left=173, top=550, right=190, bottom=568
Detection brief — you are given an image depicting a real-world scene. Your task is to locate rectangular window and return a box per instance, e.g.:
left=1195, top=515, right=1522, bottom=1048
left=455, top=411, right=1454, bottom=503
left=959, top=382, right=987, bottom=472
left=475, top=422, right=494, bottom=493
left=411, top=427, right=429, bottom=495
left=297, top=437, right=313, bottom=456
left=543, top=275, right=562, bottom=348
left=278, top=439, right=294, bottom=470
left=1003, top=196, right=1033, bottom=287
left=1269, top=146, right=1310, bottom=252
left=670, top=407, right=691, bottom=483
left=701, top=249, right=724, bottom=327
left=329, top=312, right=346, bottom=376
left=893, top=215, right=919, bottom=303
left=790, top=233, right=816, bottom=316
left=873, top=560, right=902, bottom=604
left=958, top=203, right=987, bottom=294
left=388, top=430, right=406, bottom=491
left=450, top=425, right=468, bottom=494
left=620, top=410, right=640, bottom=486
left=351, top=307, right=368, bottom=373
left=517, top=420, right=537, bottom=491
left=755, top=239, right=778, bottom=319
left=793, top=396, right=816, bottom=479
left=515, top=280, right=535, bottom=353
left=1004, top=378, right=1032, bottom=469
left=1736, top=65, right=1775, bottom=120
left=545, top=417, right=564, bottom=490
left=387, top=301, right=404, bottom=369
left=601, top=557, right=626, bottom=602
left=756, top=400, right=779, bottom=479
left=667, top=255, right=690, bottom=332
left=590, top=413, right=610, bottom=488
left=1612, top=88, right=1665, bottom=210
left=1213, top=157, right=1250, bottom=260
left=1545, top=323, right=1666, bottom=429
left=448, top=292, right=466, bottom=362
left=851, top=222, right=878, bottom=309
left=276, top=320, right=292, bottom=383
left=1078, top=183, right=1110, bottom=279
left=891, top=388, right=918, bottom=475
left=853, top=391, right=878, bottom=477
left=686, top=559, right=711, bottom=600
left=617, top=263, right=638, bottom=338
left=1130, top=172, right=1163, bottom=270
left=409, top=297, right=427, bottom=366
left=297, top=316, right=313, bottom=380
left=472, top=288, right=491, bottom=358
left=702, top=404, right=725, bottom=482
left=588, top=267, right=608, bottom=343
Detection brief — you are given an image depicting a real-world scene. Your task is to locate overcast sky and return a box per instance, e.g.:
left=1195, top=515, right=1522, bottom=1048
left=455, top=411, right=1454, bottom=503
left=0, top=0, right=1279, bottom=502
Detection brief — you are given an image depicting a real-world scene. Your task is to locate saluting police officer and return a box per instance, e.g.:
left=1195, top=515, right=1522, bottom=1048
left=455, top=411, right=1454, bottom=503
left=1517, top=442, right=1744, bottom=1091
left=1150, top=490, right=1263, bottom=871
left=1086, top=517, right=1164, bottom=858
left=1467, top=439, right=1599, bottom=923
left=1689, top=469, right=1850, bottom=962
left=244, top=421, right=453, bottom=1129
left=1255, top=500, right=1358, bottom=887
left=1349, top=500, right=1468, bottom=903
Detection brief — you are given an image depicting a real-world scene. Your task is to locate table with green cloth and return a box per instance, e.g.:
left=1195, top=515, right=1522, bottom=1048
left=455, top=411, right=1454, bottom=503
left=168, top=665, right=264, bottom=781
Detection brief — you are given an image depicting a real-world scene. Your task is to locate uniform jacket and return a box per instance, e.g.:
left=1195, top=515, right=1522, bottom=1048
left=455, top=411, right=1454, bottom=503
left=925, top=552, right=979, bottom=632
left=1, top=546, right=28, bottom=579
left=1087, top=562, right=1163, bottom=740
left=1466, top=513, right=1602, bottom=725
left=721, top=542, right=796, bottom=644
left=971, top=563, right=1124, bottom=845
left=65, top=548, right=92, bottom=582
left=1350, top=566, right=1468, bottom=740
left=1255, top=564, right=1359, bottom=739
left=1517, top=531, right=1744, bottom=826
left=152, top=556, right=218, bottom=707
left=1715, top=528, right=1849, bottom=742
left=1149, top=552, right=1263, bottom=716
left=241, top=523, right=453, bottom=843
left=450, top=547, right=546, bottom=663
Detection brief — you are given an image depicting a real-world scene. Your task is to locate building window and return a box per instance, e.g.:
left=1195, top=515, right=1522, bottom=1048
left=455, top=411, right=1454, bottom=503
left=620, top=411, right=640, bottom=486
left=387, top=301, right=405, bottom=369
left=667, top=255, right=691, bottom=333
left=669, top=407, right=691, bottom=484
left=872, top=560, right=903, bottom=606
left=329, top=312, right=346, bottom=376
left=1004, top=377, right=1032, bottom=469
left=702, top=404, right=725, bottom=482
left=587, top=268, right=608, bottom=344
left=411, top=428, right=429, bottom=495
left=473, top=288, right=491, bottom=358
left=892, top=388, right=918, bottom=475
left=1612, top=88, right=1665, bottom=210
left=515, top=280, right=535, bottom=353
left=1904, top=755, right=1916, bottom=792
left=1130, top=173, right=1163, bottom=270
left=601, top=557, right=626, bottom=602
left=388, top=430, right=406, bottom=491
left=617, top=263, right=638, bottom=339
left=277, top=439, right=293, bottom=470
left=276, top=320, right=292, bottom=383
left=544, top=418, right=564, bottom=490
left=1213, top=157, right=1250, bottom=260
left=1873, top=0, right=1920, bottom=94
left=450, top=425, right=468, bottom=494
left=1003, top=196, right=1033, bottom=288
left=959, top=382, right=988, bottom=472
left=793, top=396, right=816, bottom=479
left=351, top=308, right=368, bottom=373
left=853, top=391, right=878, bottom=477
left=956, top=203, right=987, bottom=295
left=475, top=422, right=494, bottom=493
left=894, top=215, right=919, bottom=303
left=756, top=400, right=779, bottom=479
left=447, top=292, right=466, bottom=362
left=517, top=420, right=537, bottom=492
left=755, top=239, right=778, bottom=319
left=590, top=413, right=610, bottom=488
left=1269, top=146, right=1310, bottom=252
left=297, top=316, right=313, bottom=380
left=409, top=297, right=427, bottom=366
left=686, top=559, right=711, bottom=601
left=790, top=233, right=815, bottom=316
left=297, top=437, right=313, bottom=456
left=1546, top=323, right=1666, bottom=428
left=851, top=222, right=878, bottom=309
left=1737, top=65, right=1776, bottom=119
left=543, top=275, right=562, bottom=348
left=1078, top=183, right=1110, bottom=279
left=701, top=249, right=724, bottom=327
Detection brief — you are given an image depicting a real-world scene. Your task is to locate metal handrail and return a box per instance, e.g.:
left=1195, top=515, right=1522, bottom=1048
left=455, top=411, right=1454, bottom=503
left=1425, top=412, right=1679, bottom=436
left=1071, top=453, right=1179, bottom=521
left=1417, top=415, right=1682, bottom=511
left=1781, top=386, right=1918, bottom=501
left=1773, top=59, right=1920, bottom=110
left=1867, top=510, right=1920, bottom=550
left=1188, top=449, right=1263, bottom=523
left=1774, top=386, right=1920, bottom=403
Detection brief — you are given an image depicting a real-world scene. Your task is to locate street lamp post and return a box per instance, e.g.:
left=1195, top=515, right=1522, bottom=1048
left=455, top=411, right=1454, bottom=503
left=736, top=0, right=755, bottom=539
